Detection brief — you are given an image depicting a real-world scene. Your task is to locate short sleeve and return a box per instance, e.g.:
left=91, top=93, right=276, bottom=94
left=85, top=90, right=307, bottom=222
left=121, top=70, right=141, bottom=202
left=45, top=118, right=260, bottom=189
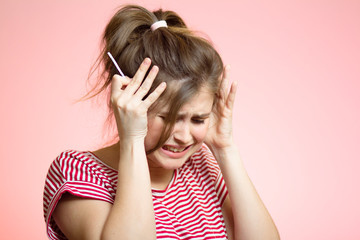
left=43, top=150, right=115, bottom=240
left=194, top=145, right=228, bottom=206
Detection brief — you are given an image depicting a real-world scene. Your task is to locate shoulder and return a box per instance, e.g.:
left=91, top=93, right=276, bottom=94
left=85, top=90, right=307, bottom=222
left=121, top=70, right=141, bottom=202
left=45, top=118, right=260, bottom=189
left=49, top=150, right=90, bottom=172
left=44, top=149, right=117, bottom=209
left=190, top=144, right=219, bottom=169
left=46, top=150, right=86, bottom=184
left=191, top=144, right=228, bottom=205
left=43, top=150, right=117, bottom=238
left=47, top=150, right=116, bottom=181
left=44, top=150, right=118, bottom=200
left=51, top=149, right=97, bottom=168
left=183, top=144, right=221, bottom=180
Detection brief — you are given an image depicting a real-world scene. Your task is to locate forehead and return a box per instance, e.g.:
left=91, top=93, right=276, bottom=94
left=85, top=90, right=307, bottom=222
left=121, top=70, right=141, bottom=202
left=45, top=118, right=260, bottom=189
left=159, top=85, right=214, bottom=115
left=178, top=87, right=214, bottom=113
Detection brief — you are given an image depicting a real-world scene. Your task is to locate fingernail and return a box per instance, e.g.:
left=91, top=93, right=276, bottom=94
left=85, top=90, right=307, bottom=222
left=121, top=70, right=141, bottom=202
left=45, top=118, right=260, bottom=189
left=144, top=58, right=151, bottom=65
left=151, top=65, right=159, bottom=72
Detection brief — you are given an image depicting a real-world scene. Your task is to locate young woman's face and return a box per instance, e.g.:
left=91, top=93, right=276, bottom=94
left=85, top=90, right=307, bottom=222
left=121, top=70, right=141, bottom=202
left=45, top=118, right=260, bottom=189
left=145, top=85, right=214, bottom=170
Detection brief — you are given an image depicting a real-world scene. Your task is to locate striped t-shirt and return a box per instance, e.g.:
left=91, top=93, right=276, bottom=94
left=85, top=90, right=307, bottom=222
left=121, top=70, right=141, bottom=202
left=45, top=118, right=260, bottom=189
left=43, top=144, right=228, bottom=239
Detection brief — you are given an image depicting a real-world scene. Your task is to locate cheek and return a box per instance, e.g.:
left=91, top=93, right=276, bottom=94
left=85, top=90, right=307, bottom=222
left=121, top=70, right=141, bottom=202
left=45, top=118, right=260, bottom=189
left=192, top=123, right=210, bottom=141
left=145, top=119, right=164, bottom=150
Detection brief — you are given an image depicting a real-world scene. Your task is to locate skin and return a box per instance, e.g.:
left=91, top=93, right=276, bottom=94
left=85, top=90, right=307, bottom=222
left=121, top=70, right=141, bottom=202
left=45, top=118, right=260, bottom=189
left=52, top=58, right=280, bottom=240
left=145, top=86, right=214, bottom=187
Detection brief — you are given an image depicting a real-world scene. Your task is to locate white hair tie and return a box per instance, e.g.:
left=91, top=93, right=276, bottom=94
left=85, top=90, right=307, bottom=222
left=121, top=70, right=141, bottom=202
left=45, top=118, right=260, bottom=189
left=150, top=20, right=168, bottom=31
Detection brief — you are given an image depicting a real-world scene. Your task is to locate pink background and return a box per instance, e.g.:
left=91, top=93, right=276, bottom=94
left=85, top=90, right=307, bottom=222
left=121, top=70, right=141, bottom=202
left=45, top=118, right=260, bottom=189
left=1, top=0, right=359, bottom=239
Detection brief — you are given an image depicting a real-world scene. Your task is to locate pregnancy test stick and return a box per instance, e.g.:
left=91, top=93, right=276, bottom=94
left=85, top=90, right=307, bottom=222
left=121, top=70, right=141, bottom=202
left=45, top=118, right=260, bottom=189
left=107, top=52, right=125, bottom=77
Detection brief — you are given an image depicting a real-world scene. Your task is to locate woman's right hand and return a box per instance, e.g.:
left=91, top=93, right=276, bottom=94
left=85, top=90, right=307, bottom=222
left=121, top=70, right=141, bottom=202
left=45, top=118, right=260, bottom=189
left=111, top=58, right=166, bottom=141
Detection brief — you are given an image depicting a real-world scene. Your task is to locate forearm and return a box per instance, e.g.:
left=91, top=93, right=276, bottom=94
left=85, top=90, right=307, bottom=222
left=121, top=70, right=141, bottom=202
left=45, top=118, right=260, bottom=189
left=101, top=139, right=156, bottom=240
left=210, top=143, right=280, bottom=240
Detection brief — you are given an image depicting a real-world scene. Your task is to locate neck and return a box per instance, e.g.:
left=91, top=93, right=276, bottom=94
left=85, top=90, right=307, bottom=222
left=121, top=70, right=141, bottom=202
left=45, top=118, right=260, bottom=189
left=148, top=164, right=175, bottom=191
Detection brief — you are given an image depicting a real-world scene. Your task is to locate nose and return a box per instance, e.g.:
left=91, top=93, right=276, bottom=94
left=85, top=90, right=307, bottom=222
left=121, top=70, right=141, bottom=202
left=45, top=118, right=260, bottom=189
left=173, top=121, right=192, bottom=144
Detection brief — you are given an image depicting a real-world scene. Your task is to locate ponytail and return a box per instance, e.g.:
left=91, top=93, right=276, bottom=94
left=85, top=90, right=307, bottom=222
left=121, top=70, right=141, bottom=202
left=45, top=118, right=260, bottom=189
left=85, top=5, right=224, bottom=147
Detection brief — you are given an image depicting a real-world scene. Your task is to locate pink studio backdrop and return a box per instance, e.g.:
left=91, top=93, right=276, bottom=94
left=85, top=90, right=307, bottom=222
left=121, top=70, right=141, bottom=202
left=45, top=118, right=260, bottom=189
left=1, top=0, right=359, bottom=239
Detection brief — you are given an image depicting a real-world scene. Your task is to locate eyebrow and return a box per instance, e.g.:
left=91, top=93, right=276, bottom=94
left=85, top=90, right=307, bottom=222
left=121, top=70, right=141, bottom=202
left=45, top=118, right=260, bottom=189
left=159, top=112, right=211, bottom=118
left=191, top=113, right=211, bottom=118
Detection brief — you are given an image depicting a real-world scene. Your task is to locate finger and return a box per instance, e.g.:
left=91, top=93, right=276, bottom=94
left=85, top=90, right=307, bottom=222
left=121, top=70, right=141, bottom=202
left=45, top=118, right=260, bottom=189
left=218, top=65, right=231, bottom=100
left=226, top=81, right=238, bottom=110
left=134, top=65, right=159, bottom=100
left=125, top=58, right=152, bottom=94
left=223, top=65, right=231, bottom=90
left=111, top=74, right=131, bottom=97
left=142, top=82, right=167, bottom=109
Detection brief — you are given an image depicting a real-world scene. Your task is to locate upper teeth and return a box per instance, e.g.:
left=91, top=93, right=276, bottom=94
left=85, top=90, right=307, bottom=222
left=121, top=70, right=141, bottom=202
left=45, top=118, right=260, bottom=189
left=164, top=146, right=186, bottom=153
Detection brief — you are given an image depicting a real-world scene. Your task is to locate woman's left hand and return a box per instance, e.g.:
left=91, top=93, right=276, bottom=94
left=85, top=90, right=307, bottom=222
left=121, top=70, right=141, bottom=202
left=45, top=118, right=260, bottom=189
left=205, top=65, right=237, bottom=150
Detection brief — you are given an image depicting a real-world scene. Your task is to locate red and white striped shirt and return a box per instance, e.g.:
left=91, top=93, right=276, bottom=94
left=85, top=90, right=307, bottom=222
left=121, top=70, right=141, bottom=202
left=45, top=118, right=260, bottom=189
left=43, top=144, right=228, bottom=239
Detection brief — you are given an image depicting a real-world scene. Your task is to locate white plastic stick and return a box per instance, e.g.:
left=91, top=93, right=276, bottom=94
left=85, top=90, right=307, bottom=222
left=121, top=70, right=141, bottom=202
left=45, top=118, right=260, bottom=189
left=107, top=52, right=125, bottom=77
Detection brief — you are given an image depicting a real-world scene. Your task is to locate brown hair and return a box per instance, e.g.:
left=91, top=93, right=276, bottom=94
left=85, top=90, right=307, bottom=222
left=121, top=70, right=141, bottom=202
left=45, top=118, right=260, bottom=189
left=86, top=5, right=224, bottom=152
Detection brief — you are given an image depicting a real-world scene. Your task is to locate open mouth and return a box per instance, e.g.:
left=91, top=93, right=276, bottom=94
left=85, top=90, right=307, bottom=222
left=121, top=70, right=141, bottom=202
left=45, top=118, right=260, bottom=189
left=162, top=145, right=190, bottom=153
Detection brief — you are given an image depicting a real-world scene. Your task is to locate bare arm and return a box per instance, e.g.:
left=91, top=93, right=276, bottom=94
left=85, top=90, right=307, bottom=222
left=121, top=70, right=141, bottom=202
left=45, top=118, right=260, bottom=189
left=213, top=145, right=280, bottom=240
left=206, top=66, right=280, bottom=240
left=53, top=140, right=156, bottom=240
left=53, top=194, right=112, bottom=240
left=101, top=139, right=156, bottom=239
left=52, top=59, right=166, bottom=240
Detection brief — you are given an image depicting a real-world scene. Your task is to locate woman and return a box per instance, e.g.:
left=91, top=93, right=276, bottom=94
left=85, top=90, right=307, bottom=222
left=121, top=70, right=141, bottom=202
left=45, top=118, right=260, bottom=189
left=43, top=5, right=280, bottom=240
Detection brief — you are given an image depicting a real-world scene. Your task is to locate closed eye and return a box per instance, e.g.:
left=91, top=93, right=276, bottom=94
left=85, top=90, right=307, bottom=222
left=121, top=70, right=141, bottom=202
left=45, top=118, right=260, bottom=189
left=157, top=115, right=167, bottom=122
left=191, top=118, right=206, bottom=124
